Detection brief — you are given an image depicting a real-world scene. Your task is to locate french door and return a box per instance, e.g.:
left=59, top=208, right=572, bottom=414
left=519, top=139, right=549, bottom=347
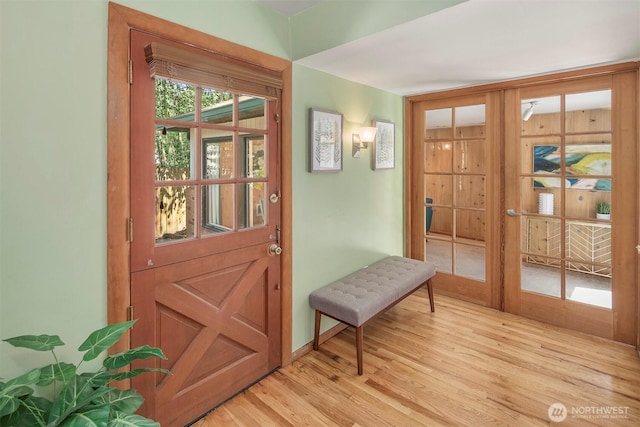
left=407, top=66, right=638, bottom=345
left=129, top=30, right=282, bottom=426
left=409, top=92, right=501, bottom=307
left=504, top=73, right=637, bottom=343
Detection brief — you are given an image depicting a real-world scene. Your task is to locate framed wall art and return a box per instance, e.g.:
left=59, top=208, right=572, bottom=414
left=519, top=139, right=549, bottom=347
left=308, top=108, right=343, bottom=173
left=372, top=119, right=395, bottom=170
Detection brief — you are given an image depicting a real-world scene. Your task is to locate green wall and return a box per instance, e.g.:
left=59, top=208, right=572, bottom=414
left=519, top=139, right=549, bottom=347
left=291, top=65, right=404, bottom=349
left=0, top=0, right=403, bottom=378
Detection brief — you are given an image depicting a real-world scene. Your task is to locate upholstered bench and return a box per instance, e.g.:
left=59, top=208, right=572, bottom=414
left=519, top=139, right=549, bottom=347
left=309, top=256, right=436, bottom=375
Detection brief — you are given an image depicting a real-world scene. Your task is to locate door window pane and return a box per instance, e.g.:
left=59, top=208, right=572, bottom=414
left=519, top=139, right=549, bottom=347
left=521, top=96, right=561, bottom=136
left=202, top=184, right=235, bottom=234
left=455, top=244, right=485, bottom=280
left=521, top=259, right=561, bottom=298
left=522, top=136, right=562, bottom=175
left=455, top=104, right=485, bottom=138
left=425, top=142, right=452, bottom=172
left=156, top=185, right=196, bottom=243
left=454, top=140, right=484, bottom=173
left=566, top=271, right=611, bottom=308
left=426, top=239, right=452, bottom=273
left=565, top=90, right=611, bottom=133
left=156, top=127, right=194, bottom=181
left=201, top=87, right=233, bottom=125
left=238, top=182, right=267, bottom=229
left=425, top=108, right=452, bottom=139
left=455, top=209, right=485, bottom=240
left=239, top=135, right=267, bottom=178
left=155, top=78, right=196, bottom=121
left=203, top=137, right=234, bottom=180
left=239, top=96, right=266, bottom=129
left=424, top=175, right=452, bottom=206
left=455, top=176, right=485, bottom=209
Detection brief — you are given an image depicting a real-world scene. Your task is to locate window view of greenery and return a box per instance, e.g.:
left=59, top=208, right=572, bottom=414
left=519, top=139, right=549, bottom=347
left=154, top=78, right=267, bottom=243
left=155, top=79, right=233, bottom=242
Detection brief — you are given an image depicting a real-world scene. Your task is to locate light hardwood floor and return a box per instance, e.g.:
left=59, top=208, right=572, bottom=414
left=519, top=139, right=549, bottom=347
left=192, top=291, right=640, bottom=426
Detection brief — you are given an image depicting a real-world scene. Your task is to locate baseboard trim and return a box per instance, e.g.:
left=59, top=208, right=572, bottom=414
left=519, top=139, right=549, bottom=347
left=291, top=323, right=348, bottom=362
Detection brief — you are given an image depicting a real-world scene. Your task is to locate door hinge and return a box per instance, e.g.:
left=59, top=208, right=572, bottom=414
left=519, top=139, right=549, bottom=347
left=128, top=60, right=133, bottom=85
left=274, top=113, right=280, bottom=124
left=276, top=224, right=281, bottom=244
left=128, top=217, right=134, bottom=243
left=127, top=305, right=134, bottom=321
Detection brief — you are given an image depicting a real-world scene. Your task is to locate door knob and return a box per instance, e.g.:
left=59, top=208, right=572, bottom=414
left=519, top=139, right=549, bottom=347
left=268, top=244, right=282, bottom=255
left=506, top=208, right=522, bottom=217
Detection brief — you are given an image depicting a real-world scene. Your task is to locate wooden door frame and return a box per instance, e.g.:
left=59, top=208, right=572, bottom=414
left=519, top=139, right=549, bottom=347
left=405, top=62, right=639, bottom=348
left=107, top=2, right=292, bottom=365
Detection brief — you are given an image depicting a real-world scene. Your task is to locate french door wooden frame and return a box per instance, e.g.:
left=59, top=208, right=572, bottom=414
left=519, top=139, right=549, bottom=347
left=107, top=2, right=293, bottom=368
left=405, top=63, right=639, bottom=349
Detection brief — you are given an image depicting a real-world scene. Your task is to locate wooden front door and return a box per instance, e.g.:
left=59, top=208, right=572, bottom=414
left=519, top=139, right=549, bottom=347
left=129, top=30, right=282, bottom=426
left=503, top=73, right=637, bottom=344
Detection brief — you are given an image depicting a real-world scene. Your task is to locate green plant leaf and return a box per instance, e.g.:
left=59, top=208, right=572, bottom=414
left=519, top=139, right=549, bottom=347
left=3, top=335, right=65, bottom=351
left=59, top=404, right=110, bottom=427
left=48, top=375, right=110, bottom=425
left=108, top=412, right=160, bottom=427
left=79, top=321, right=136, bottom=362
left=11, top=395, right=50, bottom=427
left=103, top=346, right=167, bottom=370
left=93, top=389, right=143, bottom=415
left=37, top=362, right=77, bottom=387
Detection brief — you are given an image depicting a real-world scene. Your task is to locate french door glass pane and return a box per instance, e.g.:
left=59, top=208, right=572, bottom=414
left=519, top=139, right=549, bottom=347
left=424, top=175, right=452, bottom=206
left=425, top=108, right=452, bottom=139
left=521, top=259, right=561, bottom=298
left=566, top=270, right=611, bottom=308
left=521, top=96, right=561, bottom=136
left=454, top=176, right=485, bottom=209
left=455, top=209, right=485, bottom=240
left=155, top=185, right=196, bottom=243
left=565, top=90, right=611, bottom=133
left=426, top=239, right=452, bottom=273
left=454, top=140, right=484, bottom=173
left=455, top=243, right=485, bottom=280
left=455, top=104, right=485, bottom=137
left=425, top=142, right=452, bottom=172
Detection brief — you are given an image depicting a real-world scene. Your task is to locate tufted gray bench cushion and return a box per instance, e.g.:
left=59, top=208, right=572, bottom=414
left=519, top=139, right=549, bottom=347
left=309, top=256, right=436, bottom=375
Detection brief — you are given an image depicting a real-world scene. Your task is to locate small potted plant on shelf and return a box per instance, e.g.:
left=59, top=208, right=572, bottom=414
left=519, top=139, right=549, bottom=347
left=596, top=201, right=611, bottom=220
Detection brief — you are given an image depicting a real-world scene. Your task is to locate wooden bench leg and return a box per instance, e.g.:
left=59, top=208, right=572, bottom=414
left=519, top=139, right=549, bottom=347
left=427, top=278, right=435, bottom=312
left=356, top=325, right=364, bottom=375
left=313, top=310, right=321, bottom=351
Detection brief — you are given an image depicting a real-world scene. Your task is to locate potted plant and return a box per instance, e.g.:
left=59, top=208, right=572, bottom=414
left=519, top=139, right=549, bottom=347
left=596, top=201, right=611, bottom=220
left=0, top=320, right=167, bottom=426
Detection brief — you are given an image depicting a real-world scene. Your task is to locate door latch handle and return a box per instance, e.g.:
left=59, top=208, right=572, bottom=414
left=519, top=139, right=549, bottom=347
left=268, top=244, right=282, bottom=256
left=506, top=208, right=522, bottom=217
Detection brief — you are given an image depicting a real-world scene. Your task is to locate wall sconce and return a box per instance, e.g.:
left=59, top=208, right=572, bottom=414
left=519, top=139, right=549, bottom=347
left=352, top=126, right=377, bottom=157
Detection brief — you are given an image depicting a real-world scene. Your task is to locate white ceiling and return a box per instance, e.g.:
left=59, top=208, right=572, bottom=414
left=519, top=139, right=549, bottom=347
left=257, top=0, right=640, bottom=96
